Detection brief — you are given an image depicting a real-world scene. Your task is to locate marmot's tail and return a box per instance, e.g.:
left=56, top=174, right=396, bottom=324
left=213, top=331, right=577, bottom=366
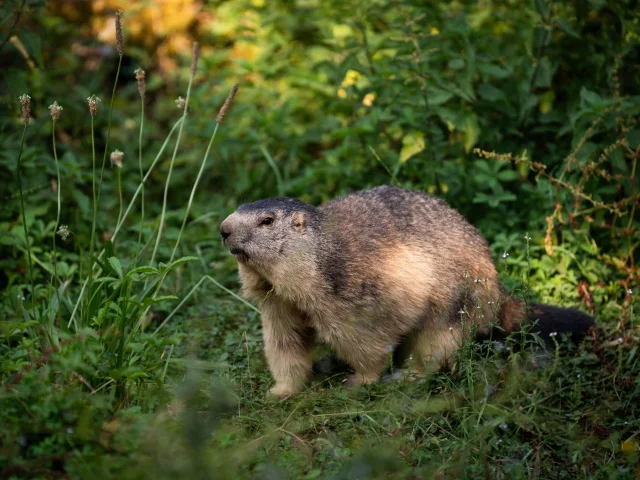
left=499, top=296, right=594, bottom=341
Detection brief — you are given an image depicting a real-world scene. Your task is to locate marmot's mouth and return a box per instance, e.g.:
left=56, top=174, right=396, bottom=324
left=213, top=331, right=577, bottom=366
left=230, top=248, right=249, bottom=261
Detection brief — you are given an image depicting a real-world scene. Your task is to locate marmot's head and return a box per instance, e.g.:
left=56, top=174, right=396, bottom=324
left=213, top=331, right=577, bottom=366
left=220, top=197, right=319, bottom=271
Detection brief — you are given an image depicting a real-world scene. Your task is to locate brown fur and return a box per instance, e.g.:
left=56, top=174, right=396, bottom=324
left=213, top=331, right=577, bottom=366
left=219, top=186, right=593, bottom=396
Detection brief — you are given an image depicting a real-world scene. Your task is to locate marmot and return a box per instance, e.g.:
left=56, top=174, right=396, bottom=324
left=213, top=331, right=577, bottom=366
left=219, top=186, right=594, bottom=397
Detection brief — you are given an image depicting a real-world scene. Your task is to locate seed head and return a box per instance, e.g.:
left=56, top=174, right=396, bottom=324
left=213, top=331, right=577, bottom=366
left=19, top=94, right=31, bottom=125
left=216, top=83, right=239, bottom=124
left=134, top=68, right=146, bottom=98
left=175, top=96, right=186, bottom=110
left=115, top=11, right=124, bottom=55
left=87, top=95, right=102, bottom=116
left=110, top=149, right=124, bottom=168
left=57, top=225, right=71, bottom=241
left=190, top=42, right=199, bottom=77
left=48, top=101, right=63, bottom=121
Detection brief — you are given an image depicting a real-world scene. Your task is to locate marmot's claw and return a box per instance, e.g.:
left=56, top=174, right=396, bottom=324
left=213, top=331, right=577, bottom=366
left=267, top=386, right=296, bottom=400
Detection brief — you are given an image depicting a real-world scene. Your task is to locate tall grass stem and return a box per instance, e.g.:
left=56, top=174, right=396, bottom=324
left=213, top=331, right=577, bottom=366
left=51, top=118, right=62, bottom=325
left=260, top=146, right=285, bottom=197
left=169, top=123, right=220, bottom=263
left=116, top=168, right=123, bottom=228
left=87, top=114, right=97, bottom=325
left=16, top=124, right=35, bottom=315
left=95, top=55, right=123, bottom=206
left=149, top=57, right=196, bottom=267
left=135, top=100, right=145, bottom=260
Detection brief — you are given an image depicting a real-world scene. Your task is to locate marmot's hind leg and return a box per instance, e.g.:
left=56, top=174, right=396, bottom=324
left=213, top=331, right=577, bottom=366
left=332, top=334, right=395, bottom=388
left=407, top=323, right=464, bottom=373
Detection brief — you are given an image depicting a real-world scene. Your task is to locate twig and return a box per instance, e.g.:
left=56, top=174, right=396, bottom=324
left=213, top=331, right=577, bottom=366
left=0, top=0, right=26, bottom=52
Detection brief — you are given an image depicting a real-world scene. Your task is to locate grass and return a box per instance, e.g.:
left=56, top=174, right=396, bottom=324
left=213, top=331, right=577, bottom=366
left=195, top=316, right=637, bottom=479
left=3, top=278, right=638, bottom=478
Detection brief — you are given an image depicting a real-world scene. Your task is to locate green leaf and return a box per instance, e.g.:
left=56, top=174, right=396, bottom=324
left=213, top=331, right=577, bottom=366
left=302, top=469, right=323, bottom=479
left=399, top=132, right=425, bottom=164
left=554, top=18, right=581, bottom=39
left=580, top=87, right=604, bottom=109
left=477, top=84, right=506, bottom=102
left=464, top=114, right=480, bottom=153
left=497, top=169, right=519, bottom=182
left=159, top=256, right=199, bottom=272
left=533, top=58, right=555, bottom=89
left=477, top=64, right=510, bottom=79
left=143, top=295, right=179, bottom=308
left=108, top=257, right=123, bottom=279
left=535, top=0, right=550, bottom=18
left=627, top=129, right=640, bottom=150
left=448, top=58, right=465, bottom=70
left=95, top=276, right=120, bottom=285
left=104, top=240, right=115, bottom=261
left=426, top=87, right=454, bottom=106
left=126, top=266, right=160, bottom=281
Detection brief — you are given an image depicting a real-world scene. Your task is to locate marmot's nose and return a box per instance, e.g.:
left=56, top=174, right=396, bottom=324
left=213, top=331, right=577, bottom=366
left=220, top=224, right=231, bottom=241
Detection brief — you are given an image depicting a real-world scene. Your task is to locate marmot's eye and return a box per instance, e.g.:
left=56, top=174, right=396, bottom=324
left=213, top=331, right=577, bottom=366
left=259, top=217, right=274, bottom=226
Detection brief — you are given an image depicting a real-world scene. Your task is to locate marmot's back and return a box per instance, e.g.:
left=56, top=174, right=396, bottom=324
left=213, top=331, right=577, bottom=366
left=320, top=185, right=488, bottom=249
left=316, top=186, right=497, bottom=305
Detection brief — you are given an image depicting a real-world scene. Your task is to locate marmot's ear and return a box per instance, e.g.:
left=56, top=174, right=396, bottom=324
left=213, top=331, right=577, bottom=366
left=291, top=212, right=306, bottom=232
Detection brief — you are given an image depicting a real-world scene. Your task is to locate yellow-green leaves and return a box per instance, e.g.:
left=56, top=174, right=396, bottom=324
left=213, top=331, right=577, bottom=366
left=399, top=132, right=425, bottom=164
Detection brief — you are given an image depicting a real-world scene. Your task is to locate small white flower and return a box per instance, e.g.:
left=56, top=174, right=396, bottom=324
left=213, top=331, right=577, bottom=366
left=524, top=234, right=532, bottom=241
left=577, top=374, right=581, bottom=378
left=463, top=272, right=469, bottom=279
left=627, top=289, right=633, bottom=295
left=57, top=224, right=70, bottom=241
left=502, top=252, right=509, bottom=259
left=175, top=96, right=186, bottom=110
left=48, top=101, right=63, bottom=120
left=110, top=149, right=124, bottom=168
left=408, top=355, right=413, bottom=361
left=488, top=301, right=495, bottom=305
left=458, top=309, right=465, bottom=315
left=506, top=346, right=511, bottom=351
left=617, top=337, right=623, bottom=344
left=87, top=95, right=101, bottom=116
left=449, top=327, right=453, bottom=331
left=500, top=423, right=508, bottom=430
left=549, top=332, right=557, bottom=337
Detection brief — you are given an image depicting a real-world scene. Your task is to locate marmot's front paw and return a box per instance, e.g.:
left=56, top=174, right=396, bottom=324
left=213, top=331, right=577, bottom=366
left=343, top=373, right=379, bottom=388
left=268, top=384, right=296, bottom=400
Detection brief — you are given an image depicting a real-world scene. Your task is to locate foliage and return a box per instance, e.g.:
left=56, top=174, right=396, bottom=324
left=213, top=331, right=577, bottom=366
left=0, top=0, right=639, bottom=478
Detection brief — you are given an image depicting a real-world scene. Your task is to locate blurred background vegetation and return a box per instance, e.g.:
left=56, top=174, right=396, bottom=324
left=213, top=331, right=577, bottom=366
left=1, top=0, right=639, bottom=478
